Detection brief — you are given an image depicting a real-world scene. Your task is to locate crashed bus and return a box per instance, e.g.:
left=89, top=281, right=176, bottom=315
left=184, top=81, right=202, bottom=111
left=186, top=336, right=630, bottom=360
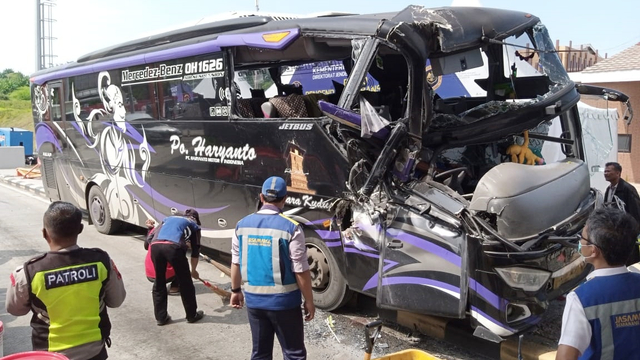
left=30, top=5, right=633, bottom=338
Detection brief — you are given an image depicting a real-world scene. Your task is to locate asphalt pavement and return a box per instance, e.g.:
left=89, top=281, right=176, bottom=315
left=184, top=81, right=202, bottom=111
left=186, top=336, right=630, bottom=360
left=0, top=179, right=385, bottom=360
left=0, top=167, right=563, bottom=360
left=0, top=169, right=488, bottom=360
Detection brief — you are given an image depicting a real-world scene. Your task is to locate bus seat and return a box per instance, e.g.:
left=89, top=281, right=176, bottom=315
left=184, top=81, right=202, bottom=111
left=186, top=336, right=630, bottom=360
left=268, top=94, right=308, bottom=118
left=250, top=88, right=266, bottom=98
left=237, top=98, right=268, bottom=118
left=261, top=101, right=278, bottom=118
left=237, top=99, right=255, bottom=118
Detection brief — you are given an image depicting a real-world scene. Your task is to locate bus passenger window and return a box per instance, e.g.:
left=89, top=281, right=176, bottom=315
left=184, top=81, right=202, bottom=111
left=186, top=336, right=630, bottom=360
left=50, top=87, right=62, bottom=121
left=234, top=62, right=348, bottom=119
left=162, top=77, right=227, bottom=120
left=121, top=82, right=158, bottom=121
left=234, top=69, right=273, bottom=118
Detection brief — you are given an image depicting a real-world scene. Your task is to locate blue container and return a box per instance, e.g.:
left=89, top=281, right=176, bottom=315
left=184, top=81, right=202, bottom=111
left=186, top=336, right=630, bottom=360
left=0, top=128, right=34, bottom=157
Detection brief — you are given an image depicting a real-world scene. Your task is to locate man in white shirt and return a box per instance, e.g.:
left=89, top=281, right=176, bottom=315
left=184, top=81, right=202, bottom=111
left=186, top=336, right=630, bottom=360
left=556, top=208, right=640, bottom=360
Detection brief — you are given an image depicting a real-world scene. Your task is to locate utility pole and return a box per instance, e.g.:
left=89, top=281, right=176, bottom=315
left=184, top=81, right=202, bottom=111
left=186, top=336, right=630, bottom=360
left=255, top=0, right=259, bottom=12
left=35, top=0, right=41, bottom=71
left=36, top=0, right=57, bottom=70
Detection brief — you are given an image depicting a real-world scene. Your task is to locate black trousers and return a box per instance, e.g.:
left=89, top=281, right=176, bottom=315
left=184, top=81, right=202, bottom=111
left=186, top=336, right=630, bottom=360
left=151, top=242, right=198, bottom=321
left=87, top=345, right=108, bottom=360
left=247, top=306, right=306, bottom=360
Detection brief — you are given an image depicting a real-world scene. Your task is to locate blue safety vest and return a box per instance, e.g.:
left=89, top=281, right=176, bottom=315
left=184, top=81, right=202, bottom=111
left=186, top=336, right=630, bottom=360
left=236, top=212, right=301, bottom=310
left=575, top=272, right=640, bottom=360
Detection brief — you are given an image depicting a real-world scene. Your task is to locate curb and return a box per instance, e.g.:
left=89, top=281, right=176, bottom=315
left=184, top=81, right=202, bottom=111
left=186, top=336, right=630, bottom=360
left=0, top=175, right=47, bottom=198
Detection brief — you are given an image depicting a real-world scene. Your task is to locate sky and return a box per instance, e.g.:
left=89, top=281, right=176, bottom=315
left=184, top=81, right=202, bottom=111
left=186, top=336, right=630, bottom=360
left=1, top=0, right=639, bottom=76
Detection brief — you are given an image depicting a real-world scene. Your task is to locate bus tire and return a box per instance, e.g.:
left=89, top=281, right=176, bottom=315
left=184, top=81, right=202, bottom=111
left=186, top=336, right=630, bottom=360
left=306, top=236, right=353, bottom=311
left=88, top=186, right=121, bottom=235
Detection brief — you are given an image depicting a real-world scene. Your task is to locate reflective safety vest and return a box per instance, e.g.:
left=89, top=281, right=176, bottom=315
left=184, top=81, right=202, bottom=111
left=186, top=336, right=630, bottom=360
left=23, top=248, right=112, bottom=352
left=236, top=212, right=301, bottom=310
left=575, top=272, right=640, bottom=360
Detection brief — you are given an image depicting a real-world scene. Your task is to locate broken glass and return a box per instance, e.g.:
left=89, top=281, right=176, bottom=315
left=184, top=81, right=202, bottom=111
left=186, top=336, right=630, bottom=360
left=359, top=96, right=390, bottom=138
left=533, top=23, right=570, bottom=85
left=579, top=103, right=615, bottom=173
left=351, top=38, right=367, bottom=63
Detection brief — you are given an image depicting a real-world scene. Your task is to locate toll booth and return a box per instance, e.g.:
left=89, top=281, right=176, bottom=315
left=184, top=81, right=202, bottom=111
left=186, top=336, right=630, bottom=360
left=0, top=128, right=33, bottom=157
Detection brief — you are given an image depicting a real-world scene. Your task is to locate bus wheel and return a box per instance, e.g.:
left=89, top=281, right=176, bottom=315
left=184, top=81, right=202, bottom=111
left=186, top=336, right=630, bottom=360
left=306, top=236, right=352, bottom=311
left=88, top=186, right=120, bottom=235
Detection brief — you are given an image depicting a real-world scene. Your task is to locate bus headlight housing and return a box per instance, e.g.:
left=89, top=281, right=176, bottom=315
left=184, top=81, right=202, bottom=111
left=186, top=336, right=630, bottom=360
left=495, top=267, right=551, bottom=292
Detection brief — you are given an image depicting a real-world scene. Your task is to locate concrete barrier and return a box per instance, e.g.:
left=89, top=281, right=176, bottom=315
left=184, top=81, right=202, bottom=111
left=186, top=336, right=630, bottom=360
left=0, top=147, right=24, bottom=169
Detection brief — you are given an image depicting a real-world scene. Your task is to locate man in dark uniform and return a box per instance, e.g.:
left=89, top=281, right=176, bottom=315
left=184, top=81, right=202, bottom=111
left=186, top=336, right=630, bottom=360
left=230, top=176, right=315, bottom=360
left=150, top=208, right=204, bottom=325
left=5, top=201, right=126, bottom=360
left=604, top=162, right=640, bottom=265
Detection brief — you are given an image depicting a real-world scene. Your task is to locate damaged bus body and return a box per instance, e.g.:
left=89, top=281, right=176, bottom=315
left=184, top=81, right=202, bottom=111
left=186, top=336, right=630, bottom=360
left=31, top=6, right=632, bottom=338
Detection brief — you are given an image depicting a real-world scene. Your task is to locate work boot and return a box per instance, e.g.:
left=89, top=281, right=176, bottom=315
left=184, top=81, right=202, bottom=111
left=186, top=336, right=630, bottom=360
left=157, top=315, right=171, bottom=326
left=187, top=310, right=204, bottom=323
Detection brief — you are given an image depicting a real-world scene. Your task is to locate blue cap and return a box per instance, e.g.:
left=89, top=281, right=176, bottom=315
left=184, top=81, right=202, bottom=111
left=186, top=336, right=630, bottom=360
left=261, top=176, right=287, bottom=199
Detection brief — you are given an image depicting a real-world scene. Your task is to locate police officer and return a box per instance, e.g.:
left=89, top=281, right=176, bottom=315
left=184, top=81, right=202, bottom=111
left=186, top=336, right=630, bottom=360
left=5, top=201, right=126, bottom=360
left=230, top=176, right=315, bottom=360
left=150, top=208, right=204, bottom=325
left=556, top=208, right=640, bottom=360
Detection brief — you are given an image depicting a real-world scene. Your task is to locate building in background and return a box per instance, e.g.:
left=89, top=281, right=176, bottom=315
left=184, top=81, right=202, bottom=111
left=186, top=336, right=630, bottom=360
left=570, top=43, right=640, bottom=183
left=555, top=41, right=605, bottom=73
left=519, top=40, right=607, bottom=73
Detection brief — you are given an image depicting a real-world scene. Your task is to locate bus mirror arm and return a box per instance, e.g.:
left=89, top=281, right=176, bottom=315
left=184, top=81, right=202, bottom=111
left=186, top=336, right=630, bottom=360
left=358, top=122, right=407, bottom=198
left=624, top=100, right=633, bottom=125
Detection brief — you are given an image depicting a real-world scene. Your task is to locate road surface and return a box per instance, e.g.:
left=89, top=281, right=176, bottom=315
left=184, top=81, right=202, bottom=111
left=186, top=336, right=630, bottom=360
left=0, top=182, right=488, bottom=360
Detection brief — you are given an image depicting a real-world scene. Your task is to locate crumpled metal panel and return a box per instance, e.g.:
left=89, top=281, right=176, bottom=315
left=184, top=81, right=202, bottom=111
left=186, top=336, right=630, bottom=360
left=391, top=5, right=540, bottom=53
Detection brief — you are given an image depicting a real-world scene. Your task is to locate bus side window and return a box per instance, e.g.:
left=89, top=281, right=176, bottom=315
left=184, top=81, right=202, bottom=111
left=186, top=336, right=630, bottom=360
left=50, top=87, right=63, bottom=121
left=121, top=82, right=158, bottom=120
left=234, top=69, right=272, bottom=119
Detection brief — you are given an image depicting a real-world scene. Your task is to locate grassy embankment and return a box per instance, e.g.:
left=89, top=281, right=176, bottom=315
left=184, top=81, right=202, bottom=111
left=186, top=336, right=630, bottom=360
left=0, top=99, right=32, bottom=130
left=0, top=99, right=35, bottom=149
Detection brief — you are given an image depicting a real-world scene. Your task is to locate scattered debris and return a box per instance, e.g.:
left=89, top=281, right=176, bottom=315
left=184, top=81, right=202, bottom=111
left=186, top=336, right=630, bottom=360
left=326, top=315, right=341, bottom=343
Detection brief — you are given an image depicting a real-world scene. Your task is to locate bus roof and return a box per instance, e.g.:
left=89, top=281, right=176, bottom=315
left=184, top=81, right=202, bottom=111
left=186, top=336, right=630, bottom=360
left=31, top=5, right=539, bottom=84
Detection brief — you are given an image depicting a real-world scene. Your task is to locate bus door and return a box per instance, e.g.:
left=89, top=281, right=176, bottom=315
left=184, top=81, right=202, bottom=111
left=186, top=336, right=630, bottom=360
left=376, top=204, right=468, bottom=319
left=41, top=82, right=72, bottom=202
left=50, top=82, right=87, bottom=206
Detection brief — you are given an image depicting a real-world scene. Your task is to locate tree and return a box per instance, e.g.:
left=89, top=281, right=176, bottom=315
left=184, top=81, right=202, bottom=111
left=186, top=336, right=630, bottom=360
left=0, top=69, right=29, bottom=96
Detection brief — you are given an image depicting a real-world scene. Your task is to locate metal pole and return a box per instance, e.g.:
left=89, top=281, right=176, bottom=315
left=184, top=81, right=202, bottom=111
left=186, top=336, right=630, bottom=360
left=255, top=0, right=259, bottom=12
left=36, top=0, right=42, bottom=70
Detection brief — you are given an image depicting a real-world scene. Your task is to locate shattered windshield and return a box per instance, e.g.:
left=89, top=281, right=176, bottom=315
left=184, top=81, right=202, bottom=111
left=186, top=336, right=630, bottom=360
left=425, top=21, right=574, bottom=136
left=532, top=23, right=571, bottom=85
left=579, top=102, right=615, bottom=173
left=429, top=22, right=570, bottom=102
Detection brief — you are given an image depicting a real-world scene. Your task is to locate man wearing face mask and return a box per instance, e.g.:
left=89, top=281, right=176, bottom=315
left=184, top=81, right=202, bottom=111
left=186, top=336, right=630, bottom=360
left=556, top=208, right=640, bottom=360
